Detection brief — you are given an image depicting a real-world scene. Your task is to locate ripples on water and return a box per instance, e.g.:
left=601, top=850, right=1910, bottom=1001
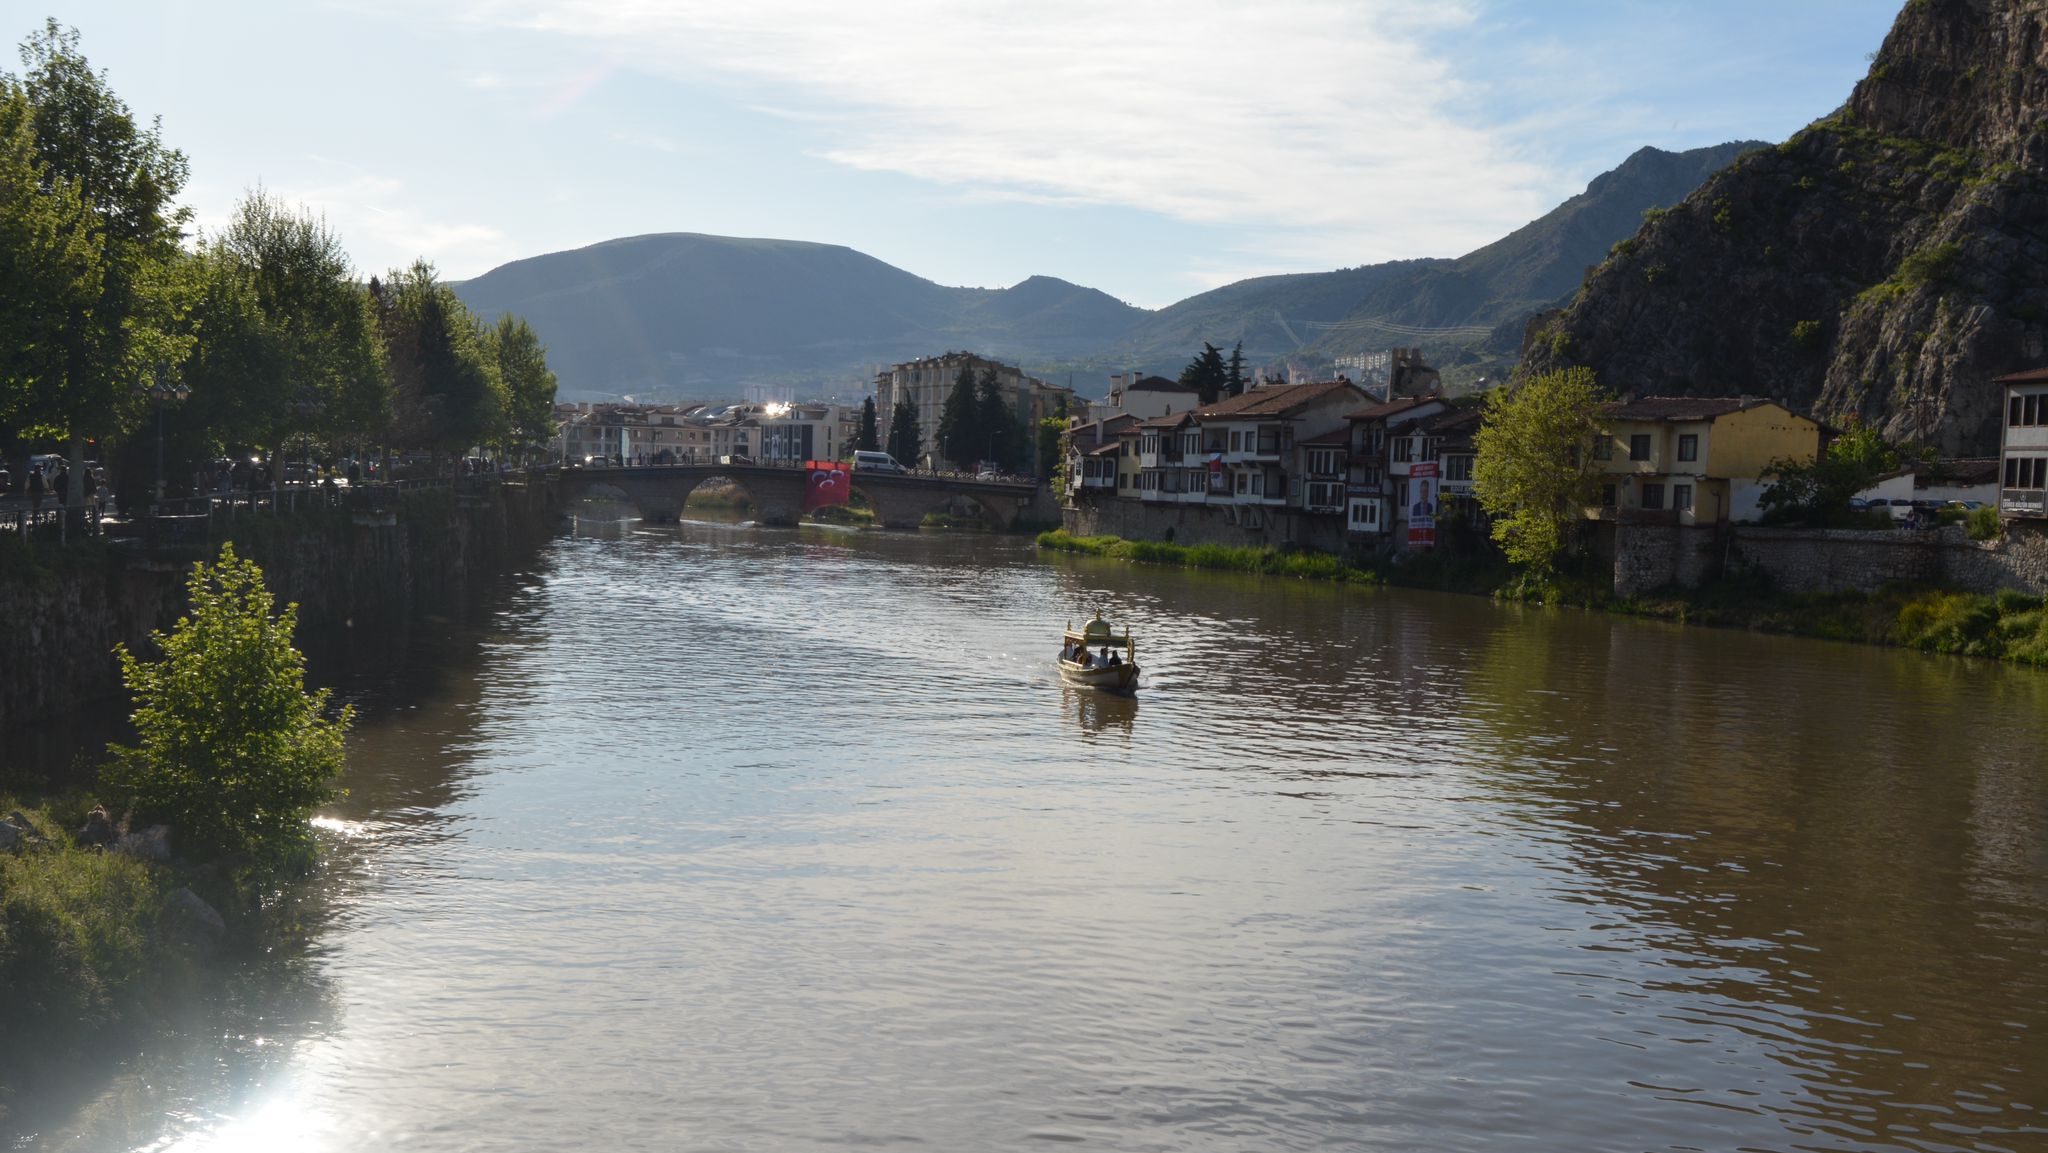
left=9, top=522, right=2048, bottom=1152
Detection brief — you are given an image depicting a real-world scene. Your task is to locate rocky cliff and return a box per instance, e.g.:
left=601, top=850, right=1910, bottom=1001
left=1521, top=0, right=2048, bottom=456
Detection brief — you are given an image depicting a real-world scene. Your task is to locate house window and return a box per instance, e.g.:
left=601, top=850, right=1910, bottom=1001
left=1235, top=472, right=1248, bottom=494
left=1393, top=438, right=1414, bottom=463
left=2028, top=395, right=2041, bottom=426
left=1592, top=436, right=1613, bottom=460
left=1349, top=501, right=1379, bottom=528
left=1117, top=473, right=1126, bottom=489
left=1600, top=484, right=1617, bottom=508
left=1674, top=483, right=1694, bottom=511
left=1677, top=434, right=1698, bottom=462
left=1629, top=434, right=1652, bottom=461
left=1251, top=473, right=1264, bottom=496
left=1445, top=455, right=1473, bottom=482
left=2011, top=456, right=2048, bottom=488
left=2013, top=394, right=2025, bottom=427
left=1641, top=482, right=1666, bottom=510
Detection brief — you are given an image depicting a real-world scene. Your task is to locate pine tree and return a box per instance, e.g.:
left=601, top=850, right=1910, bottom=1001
left=887, top=399, right=921, bottom=467
left=974, top=366, right=1020, bottom=471
left=856, top=395, right=880, bottom=452
left=1226, top=342, right=1247, bottom=398
left=1179, top=342, right=1228, bottom=406
left=937, top=362, right=980, bottom=468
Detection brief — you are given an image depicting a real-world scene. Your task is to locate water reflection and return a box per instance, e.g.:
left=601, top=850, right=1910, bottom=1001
left=1063, top=685, right=1137, bottom=739
left=12, top=523, right=2048, bottom=1152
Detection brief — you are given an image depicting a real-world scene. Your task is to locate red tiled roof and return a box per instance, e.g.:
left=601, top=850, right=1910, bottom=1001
left=1125, top=375, right=1197, bottom=393
left=1069, top=413, right=1139, bottom=440
left=1418, top=407, right=1482, bottom=434
left=1082, top=440, right=1123, bottom=456
left=1601, top=396, right=1794, bottom=422
left=1135, top=410, right=1194, bottom=429
left=1994, top=367, right=2048, bottom=385
left=1298, top=428, right=1350, bottom=446
left=1194, top=380, right=1361, bottom=420
left=1345, top=394, right=1439, bottom=422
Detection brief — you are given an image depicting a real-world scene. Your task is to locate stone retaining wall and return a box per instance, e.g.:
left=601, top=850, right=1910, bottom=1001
left=0, top=477, right=559, bottom=735
left=1062, top=496, right=1353, bottom=555
left=1611, top=518, right=2048, bottom=597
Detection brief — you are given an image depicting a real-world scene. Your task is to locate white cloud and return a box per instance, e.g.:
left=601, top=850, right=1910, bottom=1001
left=454, top=0, right=1565, bottom=266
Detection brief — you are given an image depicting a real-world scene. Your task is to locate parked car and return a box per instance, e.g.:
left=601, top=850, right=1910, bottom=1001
left=852, top=450, right=906, bottom=474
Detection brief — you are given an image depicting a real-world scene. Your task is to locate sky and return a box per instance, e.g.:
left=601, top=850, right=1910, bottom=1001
left=15, top=1, right=1900, bottom=308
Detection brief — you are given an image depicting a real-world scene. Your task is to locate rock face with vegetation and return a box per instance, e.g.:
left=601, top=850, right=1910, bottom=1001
left=1522, top=0, right=2048, bottom=457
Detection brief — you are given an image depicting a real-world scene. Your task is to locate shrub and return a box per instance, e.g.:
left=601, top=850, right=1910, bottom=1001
left=1790, top=319, right=1823, bottom=348
left=0, top=804, right=167, bottom=1035
left=1894, top=591, right=2000, bottom=656
left=104, top=543, right=352, bottom=869
left=1967, top=505, right=2002, bottom=541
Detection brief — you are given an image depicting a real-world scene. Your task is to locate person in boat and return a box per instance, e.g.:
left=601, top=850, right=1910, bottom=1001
left=1078, top=646, right=1094, bottom=667
left=1108, top=650, right=1122, bottom=667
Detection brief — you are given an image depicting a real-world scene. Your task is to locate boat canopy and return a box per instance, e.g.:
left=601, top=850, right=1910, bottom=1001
left=1065, top=614, right=1132, bottom=647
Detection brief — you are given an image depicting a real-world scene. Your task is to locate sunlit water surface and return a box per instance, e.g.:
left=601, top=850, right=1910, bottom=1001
left=9, top=521, right=2048, bottom=1152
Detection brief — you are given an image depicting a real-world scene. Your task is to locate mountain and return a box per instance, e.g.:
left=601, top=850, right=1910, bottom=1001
left=1520, top=0, right=2048, bottom=456
left=454, top=234, right=1144, bottom=397
left=454, top=144, right=1758, bottom=399
left=1111, top=141, right=1767, bottom=380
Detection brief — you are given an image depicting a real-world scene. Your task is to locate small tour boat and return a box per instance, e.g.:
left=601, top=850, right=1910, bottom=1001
left=1059, top=613, right=1140, bottom=694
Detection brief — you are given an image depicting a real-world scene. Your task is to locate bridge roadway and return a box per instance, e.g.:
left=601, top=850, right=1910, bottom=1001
left=556, top=462, right=1052, bottom=529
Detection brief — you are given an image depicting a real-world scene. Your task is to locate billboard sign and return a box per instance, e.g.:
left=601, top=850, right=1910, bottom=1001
left=1407, top=461, right=1439, bottom=549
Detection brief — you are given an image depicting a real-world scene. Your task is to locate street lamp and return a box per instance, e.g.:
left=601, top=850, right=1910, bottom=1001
left=145, top=362, right=189, bottom=504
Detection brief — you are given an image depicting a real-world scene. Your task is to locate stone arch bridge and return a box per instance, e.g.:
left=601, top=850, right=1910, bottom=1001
left=557, top=464, right=1053, bottom=530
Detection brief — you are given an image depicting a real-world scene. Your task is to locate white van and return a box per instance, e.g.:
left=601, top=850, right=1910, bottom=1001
left=852, top=450, right=905, bottom=474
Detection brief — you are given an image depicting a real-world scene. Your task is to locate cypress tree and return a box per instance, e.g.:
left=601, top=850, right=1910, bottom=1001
left=1226, top=342, right=1247, bottom=398
left=856, top=395, right=880, bottom=452
left=1180, top=342, right=1228, bottom=406
left=938, top=362, right=980, bottom=468
left=888, top=399, right=921, bottom=466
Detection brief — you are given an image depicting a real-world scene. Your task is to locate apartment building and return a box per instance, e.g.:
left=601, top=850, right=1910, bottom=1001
left=873, top=352, right=1073, bottom=475
left=1591, top=397, right=1823, bottom=525
left=1997, top=367, right=2048, bottom=517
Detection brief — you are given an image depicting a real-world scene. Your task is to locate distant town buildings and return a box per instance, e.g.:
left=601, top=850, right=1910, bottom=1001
left=872, top=352, right=1073, bottom=475
left=552, top=401, right=856, bottom=466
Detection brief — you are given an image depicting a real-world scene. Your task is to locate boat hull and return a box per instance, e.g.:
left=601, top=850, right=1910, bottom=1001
left=1058, top=660, right=1139, bottom=694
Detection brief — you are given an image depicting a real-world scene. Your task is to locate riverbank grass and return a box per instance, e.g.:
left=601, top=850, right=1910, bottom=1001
left=1038, top=530, right=1381, bottom=584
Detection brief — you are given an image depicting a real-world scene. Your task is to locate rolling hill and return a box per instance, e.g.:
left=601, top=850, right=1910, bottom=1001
left=455, top=142, right=1764, bottom=399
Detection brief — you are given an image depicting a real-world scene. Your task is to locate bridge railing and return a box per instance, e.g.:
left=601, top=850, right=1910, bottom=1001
left=561, top=458, right=1039, bottom=485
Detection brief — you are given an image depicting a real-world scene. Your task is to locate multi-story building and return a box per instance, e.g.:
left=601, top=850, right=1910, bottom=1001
left=1590, top=397, right=1823, bottom=525
left=1133, top=411, right=1206, bottom=504
left=1342, top=395, right=1446, bottom=538
left=1997, top=367, right=2048, bottom=517
left=1192, top=379, right=1370, bottom=508
left=873, top=352, right=1074, bottom=475
left=1102, top=374, right=1202, bottom=422
left=1065, top=414, right=1138, bottom=499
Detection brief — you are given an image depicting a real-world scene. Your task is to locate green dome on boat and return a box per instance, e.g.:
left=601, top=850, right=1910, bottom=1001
left=1082, top=615, right=1115, bottom=641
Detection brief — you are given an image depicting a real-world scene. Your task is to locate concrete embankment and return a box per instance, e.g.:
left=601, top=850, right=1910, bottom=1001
left=0, top=475, right=560, bottom=735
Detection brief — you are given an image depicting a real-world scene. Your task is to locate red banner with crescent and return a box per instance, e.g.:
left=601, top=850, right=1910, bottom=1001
left=804, top=461, right=851, bottom=511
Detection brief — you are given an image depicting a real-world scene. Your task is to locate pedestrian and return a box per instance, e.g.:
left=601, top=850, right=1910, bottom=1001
left=80, top=466, right=99, bottom=531
left=53, top=462, right=69, bottom=507
left=27, top=463, right=45, bottom=516
left=346, top=460, right=362, bottom=487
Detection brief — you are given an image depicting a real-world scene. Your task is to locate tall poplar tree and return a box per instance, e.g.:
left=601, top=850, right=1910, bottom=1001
left=1472, top=367, right=1604, bottom=571
left=855, top=395, right=880, bottom=452
left=1225, top=342, right=1247, bottom=398
left=887, top=399, right=920, bottom=467
left=937, top=362, right=980, bottom=468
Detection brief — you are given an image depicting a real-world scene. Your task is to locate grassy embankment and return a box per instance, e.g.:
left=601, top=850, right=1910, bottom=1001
left=1038, top=530, right=2048, bottom=666
left=1036, top=529, right=1382, bottom=584
left=0, top=795, right=214, bottom=1044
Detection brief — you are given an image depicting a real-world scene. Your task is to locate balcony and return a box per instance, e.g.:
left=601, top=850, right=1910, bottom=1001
left=2002, top=488, right=2047, bottom=517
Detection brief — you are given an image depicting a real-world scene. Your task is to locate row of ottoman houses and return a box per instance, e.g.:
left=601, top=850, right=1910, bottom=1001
left=1064, top=370, right=2048, bottom=542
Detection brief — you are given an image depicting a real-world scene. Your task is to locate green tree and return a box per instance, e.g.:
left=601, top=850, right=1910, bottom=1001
left=1472, top=367, right=1603, bottom=571
left=1225, top=341, right=1247, bottom=399
left=3, top=21, right=192, bottom=460
left=1179, top=342, right=1228, bottom=405
left=0, top=84, right=101, bottom=434
left=486, top=313, right=557, bottom=459
left=887, top=399, right=920, bottom=466
left=855, top=395, right=880, bottom=452
left=178, top=245, right=286, bottom=453
left=1037, top=414, right=1066, bottom=479
left=975, top=366, right=1023, bottom=470
left=209, top=188, right=388, bottom=450
left=374, top=260, right=504, bottom=455
left=937, top=362, right=980, bottom=467
left=104, top=543, right=352, bottom=868
left=1757, top=420, right=1897, bottom=526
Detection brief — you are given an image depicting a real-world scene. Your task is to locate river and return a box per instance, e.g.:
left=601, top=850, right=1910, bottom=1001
left=9, top=520, right=2048, bottom=1152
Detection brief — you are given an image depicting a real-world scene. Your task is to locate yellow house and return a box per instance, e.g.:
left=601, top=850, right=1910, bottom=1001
left=1115, top=422, right=1144, bottom=498
left=1590, top=397, right=1823, bottom=525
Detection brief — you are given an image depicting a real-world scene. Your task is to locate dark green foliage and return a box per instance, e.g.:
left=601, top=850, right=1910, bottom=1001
left=1037, top=530, right=1382, bottom=584
left=103, top=544, right=351, bottom=869
left=1178, top=342, right=1227, bottom=406
left=488, top=313, right=557, bottom=455
left=855, top=395, right=880, bottom=452
left=887, top=399, right=920, bottom=466
left=974, top=366, right=1026, bottom=471
left=937, top=363, right=978, bottom=466
left=1757, top=422, right=1898, bottom=525
left=1967, top=505, right=2002, bottom=540
left=1225, top=342, right=1246, bottom=398
left=375, top=260, right=504, bottom=453
left=1790, top=319, right=1823, bottom=348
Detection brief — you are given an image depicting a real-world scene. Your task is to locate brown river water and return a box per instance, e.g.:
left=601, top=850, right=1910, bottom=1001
left=7, top=519, right=2048, bottom=1152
